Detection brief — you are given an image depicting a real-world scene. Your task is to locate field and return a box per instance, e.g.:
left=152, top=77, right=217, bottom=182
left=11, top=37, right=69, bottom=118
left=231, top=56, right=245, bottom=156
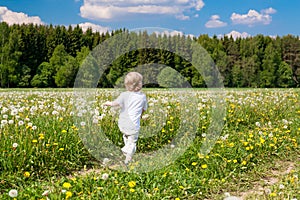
left=0, top=88, right=299, bottom=200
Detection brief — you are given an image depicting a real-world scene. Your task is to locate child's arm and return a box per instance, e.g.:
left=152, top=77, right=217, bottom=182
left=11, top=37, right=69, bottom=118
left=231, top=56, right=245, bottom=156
left=103, top=101, right=120, bottom=107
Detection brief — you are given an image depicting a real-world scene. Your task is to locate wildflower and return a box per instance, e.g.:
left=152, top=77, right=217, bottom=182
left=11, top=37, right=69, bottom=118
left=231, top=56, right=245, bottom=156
left=66, top=191, right=72, bottom=199
left=241, top=160, right=247, bottom=165
left=201, top=164, right=208, bottom=169
left=128, top=181, right=136, bottom=188
left=260, top=137, right=265, bottom=144
left=192, top=162, right=197, bottom=166
left=39, top=134, right=44, bottom=140
left=80, top=121, right=86, bottom=126
left=8, top=189, right=18, bottom=198
left=101, top=173, right=109, bottom=180
left=269, top=192, right=277, bottom=197
left=12, top=143, right=18, bottom=149
left=279, top=184, right=285, bottom=189
left=32, top=139, right=38, bottom=143
left=129, top=188, right=135, bottom=193
left=63, top=182, right=71, bottom=189
left=24, top=171, right=30, bottom=178
left=18, top=120, right=24, bottom=126
left=61, top=130, right=67, bottom=133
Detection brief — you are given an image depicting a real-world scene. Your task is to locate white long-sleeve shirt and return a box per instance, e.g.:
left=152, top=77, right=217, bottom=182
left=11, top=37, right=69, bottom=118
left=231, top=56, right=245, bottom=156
left=114, top=91, right=147, bottom=135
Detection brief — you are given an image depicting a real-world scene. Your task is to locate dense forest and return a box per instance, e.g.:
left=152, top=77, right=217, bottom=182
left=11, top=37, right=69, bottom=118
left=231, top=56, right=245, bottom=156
left=0, top=22, right=299, bottom=88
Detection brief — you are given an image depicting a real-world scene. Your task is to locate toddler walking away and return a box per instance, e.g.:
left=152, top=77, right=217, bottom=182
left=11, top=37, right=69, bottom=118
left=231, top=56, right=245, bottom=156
left=103, top=72, right=148, bottom=165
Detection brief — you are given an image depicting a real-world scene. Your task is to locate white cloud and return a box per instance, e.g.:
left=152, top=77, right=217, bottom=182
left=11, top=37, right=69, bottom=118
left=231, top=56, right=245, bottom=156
left=261, top=7, right=277, bottom=15
left=176, top=14, right=190, bottom=20
left=153, top=30, right=195, bottom=38
left=80, top=0, right=205, bottom=21
left=205, top=15, right=227, bottom=28
left=231, top=7, right=276, bottom=27
left=225, top=30, right=251, bottom=39
left=76, top=22, right=110, bottom=33
left=0, top=6, right=44, bottom=25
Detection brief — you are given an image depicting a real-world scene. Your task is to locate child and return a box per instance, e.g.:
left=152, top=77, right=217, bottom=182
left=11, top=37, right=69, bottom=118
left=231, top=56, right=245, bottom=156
left=103, top=72, right=148, bottom=165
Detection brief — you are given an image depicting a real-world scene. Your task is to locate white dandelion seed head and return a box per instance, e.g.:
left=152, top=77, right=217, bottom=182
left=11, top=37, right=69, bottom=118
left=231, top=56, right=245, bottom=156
left=80, top=121, right=86, bottom=126
left=12, top=143, right=18, bottom=148
left=8, top=120, right=14, bottom=124
left=279, top=184, right=285, bottom=189
left=2, top=114, right=8, bottom=119
left=8, top=189, right=18, bottom=198
left=18, top=120, right=24, bottom=126
left=32, top=125, right=37, bottom=130
left=101, top=173, right=109, bottom=180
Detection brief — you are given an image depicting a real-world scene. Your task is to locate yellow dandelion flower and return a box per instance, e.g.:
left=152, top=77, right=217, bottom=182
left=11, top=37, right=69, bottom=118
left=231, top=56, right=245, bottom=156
left=65, top=191, right=72, bottom=199
left=153, top=188, right=159, bottom=191
left=32, top=139, right=38, bottom=143
left=269, top=192, right=277, bottom=197
left=59, top=148, right=64, bottom=151
left=241, top=160, right=247, bottom=165
left=129, top=188, right=135, bottom=193
left=24, top=171, right=30, bottom=178
left=175, top=198, right=180, bottom=200
left=63, top=182, right=71, bottom=189
left=228, top=142, right=234, bottom=147
left=243, top=142, right=249, bottom=146
left=62, top=130, right=67, bottom=133
left=201, top=164, right=208, bottom=169
left=128, top=181, right=136, bottom=188
left=191, top=162, right=197, bottom=166
left=179, top=185, right=184, bottom=189
left=233, top=159, right=238, bottom=163
left=260, top=137, right=265, bottom=144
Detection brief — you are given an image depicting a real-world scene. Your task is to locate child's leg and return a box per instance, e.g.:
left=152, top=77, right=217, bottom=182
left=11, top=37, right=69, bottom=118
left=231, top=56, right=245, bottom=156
left=121, top=134, right=139, bottom=164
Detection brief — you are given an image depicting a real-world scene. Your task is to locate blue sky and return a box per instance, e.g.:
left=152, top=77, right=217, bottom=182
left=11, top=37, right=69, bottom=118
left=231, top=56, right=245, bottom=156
left=0, top=0, right=299, bottom=38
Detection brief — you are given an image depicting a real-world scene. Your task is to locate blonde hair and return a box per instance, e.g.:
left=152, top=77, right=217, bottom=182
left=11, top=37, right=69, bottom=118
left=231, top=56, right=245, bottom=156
left=124, top=72, right=143, bottom=92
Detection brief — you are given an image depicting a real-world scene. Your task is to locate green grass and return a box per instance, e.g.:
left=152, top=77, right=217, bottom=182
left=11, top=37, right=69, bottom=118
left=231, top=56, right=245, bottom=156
left=0, top=88, right=299, bottom=199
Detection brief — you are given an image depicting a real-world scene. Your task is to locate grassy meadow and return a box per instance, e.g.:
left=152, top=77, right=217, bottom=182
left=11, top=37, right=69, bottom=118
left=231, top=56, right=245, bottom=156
left=0, top=88, right=299, bottom=199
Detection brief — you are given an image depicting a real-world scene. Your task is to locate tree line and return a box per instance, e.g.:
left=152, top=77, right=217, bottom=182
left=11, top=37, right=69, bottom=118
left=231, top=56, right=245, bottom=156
left=0, top=22, right=299, bottom=88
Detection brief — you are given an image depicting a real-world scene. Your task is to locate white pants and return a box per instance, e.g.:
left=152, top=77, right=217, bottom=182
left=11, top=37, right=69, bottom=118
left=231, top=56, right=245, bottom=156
left=121, top=133, right=139, bottom=158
